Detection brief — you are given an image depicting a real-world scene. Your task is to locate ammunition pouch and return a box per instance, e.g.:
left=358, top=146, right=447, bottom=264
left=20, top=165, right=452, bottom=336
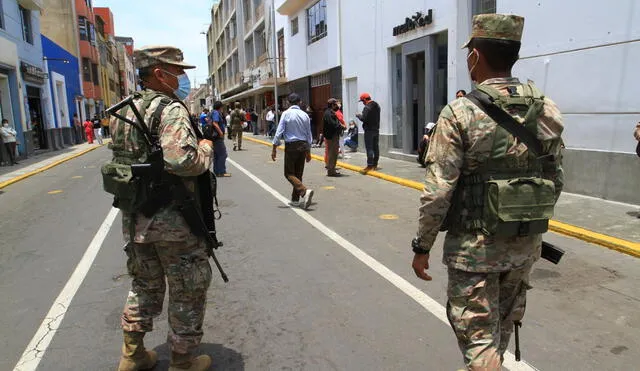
left=101, top=162, right=173, bottom=217
left=484, top=177, right=555, bottom=236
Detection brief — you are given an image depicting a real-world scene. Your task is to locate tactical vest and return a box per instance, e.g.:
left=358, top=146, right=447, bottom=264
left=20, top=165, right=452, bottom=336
left=101, top=91, right=176, bottom=216
left=441, top=83, right=557, bottom=237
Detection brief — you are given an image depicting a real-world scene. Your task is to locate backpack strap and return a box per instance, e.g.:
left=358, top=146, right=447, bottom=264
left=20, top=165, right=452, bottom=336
left=466, top=89, right=544, bottom=157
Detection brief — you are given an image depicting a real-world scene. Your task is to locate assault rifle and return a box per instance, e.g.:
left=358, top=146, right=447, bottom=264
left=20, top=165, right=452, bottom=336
left=106, top=96, right=228, bottom=282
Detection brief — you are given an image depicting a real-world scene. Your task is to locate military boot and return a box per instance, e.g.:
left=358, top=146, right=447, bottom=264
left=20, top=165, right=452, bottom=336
left=117, top=331, right=158, bottom=371
left=169, top=352, right=212, bottom=371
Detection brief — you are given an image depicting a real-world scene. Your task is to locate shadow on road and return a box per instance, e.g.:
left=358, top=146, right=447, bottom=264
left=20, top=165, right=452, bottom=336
left=152, top=342, right=245, bottom=370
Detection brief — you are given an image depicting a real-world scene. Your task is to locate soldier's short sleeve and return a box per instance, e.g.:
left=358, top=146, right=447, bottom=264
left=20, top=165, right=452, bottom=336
left=158, top=103, right=212, bottom=177
left=417, top=104, right=465, bottom=250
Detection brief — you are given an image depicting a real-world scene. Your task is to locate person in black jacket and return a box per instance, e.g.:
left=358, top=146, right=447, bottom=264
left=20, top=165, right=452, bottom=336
left=323, top=98, right=342, bottom=176
left=356, top=92, right=380, bottom=172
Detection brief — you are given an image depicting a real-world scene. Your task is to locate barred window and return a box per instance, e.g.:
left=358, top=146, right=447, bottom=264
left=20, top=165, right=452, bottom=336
left=79, top=17, right=88, bottom=41
left=472, top=0, right=496, bottom=15
left=291, top=17, right=298, bottom=36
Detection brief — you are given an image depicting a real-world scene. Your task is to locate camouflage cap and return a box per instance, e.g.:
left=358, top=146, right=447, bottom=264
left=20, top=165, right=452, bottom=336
left=462, top=14, right=524, bottom=48
left=134, top=45, right=196, bottom=69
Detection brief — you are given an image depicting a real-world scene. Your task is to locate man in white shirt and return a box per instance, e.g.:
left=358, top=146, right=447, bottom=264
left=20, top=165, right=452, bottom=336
left=266, top=107, right=275, bottom=137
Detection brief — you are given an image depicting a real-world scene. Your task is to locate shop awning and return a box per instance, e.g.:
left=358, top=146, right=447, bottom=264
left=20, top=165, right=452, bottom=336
left=221, top=85, right=274, bottom=104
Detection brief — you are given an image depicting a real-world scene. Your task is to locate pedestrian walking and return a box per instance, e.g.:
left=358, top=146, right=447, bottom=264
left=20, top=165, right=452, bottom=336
left=271, top=93, right=314, bottom=210
left=108, top=45, right=215, bottom=371
left=323, top=98, right=343, bottom=176
left=92, top=114, right=103, bottom=144
left=251, top=108, right=259, bottom=135
left=356, top=92, right=380, bottom=172
left=410, top=14, right=564, bottom=371
left=84, top=117, right=94, bottom=143
left=266, top=106, right=275, bottom=137
left=229, top=102, right=246, bottom=151
left=0, top=119, right=19, bottom=165
left=210, top=101, right=231, bottom=177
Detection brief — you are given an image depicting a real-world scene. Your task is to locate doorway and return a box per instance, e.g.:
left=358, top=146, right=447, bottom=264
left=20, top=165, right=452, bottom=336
left=407, top=52, right=425, bottom=152
left=27, top=86, right=47, bottom=150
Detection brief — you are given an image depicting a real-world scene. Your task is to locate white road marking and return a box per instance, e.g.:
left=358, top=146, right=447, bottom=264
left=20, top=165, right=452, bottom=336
left=14, top=207, right=120, bottom=371
left=228, top=158, right=538, bottom=371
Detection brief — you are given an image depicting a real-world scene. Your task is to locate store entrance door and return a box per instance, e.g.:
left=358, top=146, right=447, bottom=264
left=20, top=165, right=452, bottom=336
left=27, top=86, right=47, bottom=150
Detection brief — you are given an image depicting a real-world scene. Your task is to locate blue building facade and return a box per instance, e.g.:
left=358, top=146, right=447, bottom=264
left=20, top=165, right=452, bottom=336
left=42, top=35, right=81, bottom=145
left=0, top=0, right=47, bottom=158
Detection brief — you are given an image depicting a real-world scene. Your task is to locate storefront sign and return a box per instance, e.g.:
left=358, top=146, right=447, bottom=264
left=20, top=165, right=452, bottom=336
left=20, top=62, right=46, bottom=84
left=393, top=10, right=433, bottom=36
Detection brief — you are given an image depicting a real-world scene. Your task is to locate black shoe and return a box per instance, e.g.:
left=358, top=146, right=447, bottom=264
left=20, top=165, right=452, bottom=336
left=327, top=172, right=342, bottom=177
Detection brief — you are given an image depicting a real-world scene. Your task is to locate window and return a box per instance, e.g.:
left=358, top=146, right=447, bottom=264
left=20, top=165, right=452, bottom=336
left=91, top=63, right=99, bottom=84
left=306, top=0, right=327, bottom=44
left=20, top=6, right=33, bottom=44
left=291, top=17, right=298, bottom=36
left=89, top=23, right=97, bottom=46
left=0, top=0, right=5, bottom=30
left=472, top=0, right=496, bottom=15
left=82, top=58, right=91, bottom=81
left=277, top=29, right=285, bottom=77
left=79, top=17, right=88, bottom=40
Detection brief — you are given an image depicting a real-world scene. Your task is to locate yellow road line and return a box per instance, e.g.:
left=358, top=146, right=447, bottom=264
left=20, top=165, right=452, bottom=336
left=244, top=136, right=640, bottom=259
left=0, top=143, right=107, bottom=190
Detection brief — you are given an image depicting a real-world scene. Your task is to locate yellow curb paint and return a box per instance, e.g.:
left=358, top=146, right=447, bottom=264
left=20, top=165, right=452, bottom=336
left=322, top=186, right=336, bottom=190
left=48, top=190, right=64, bottom=195
left=244, top=135, right=640, bottom=259
left=379, top=214, right=399, bottom=220
left=548, top=220, right=640, bottom=258
left=0, top=143, right=107, bottom=190
left=71, top=176, right=83, bottom=179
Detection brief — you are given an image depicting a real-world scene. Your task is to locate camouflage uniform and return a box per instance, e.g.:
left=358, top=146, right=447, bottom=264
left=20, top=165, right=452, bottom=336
left=230, top=108, right=246, bottom=150
left=416, top=15, right=564, bottom=370
left=109, top=46, right=214, bottom=360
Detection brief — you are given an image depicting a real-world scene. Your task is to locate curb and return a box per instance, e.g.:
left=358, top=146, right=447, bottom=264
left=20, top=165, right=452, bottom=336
left=244, top=136, right=640, bottom=259
left=0, top=142, right=108, bottom=190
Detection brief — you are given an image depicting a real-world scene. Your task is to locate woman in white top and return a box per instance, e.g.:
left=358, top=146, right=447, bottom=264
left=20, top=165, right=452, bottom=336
left=0, top=119, right=19, bottom=165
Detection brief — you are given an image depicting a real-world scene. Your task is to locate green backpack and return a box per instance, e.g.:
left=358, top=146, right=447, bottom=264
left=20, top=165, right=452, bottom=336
left=101, top=91, right=174, bottom=216
left=441, top=83, right=558, bottom=237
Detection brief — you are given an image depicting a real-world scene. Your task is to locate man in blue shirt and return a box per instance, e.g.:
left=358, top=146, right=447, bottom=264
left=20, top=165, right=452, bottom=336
left=199, top=108, right=209, bottom=131
left=271, top=93, right=314, bottom=209
left=209, top=101, right=230, bottom=177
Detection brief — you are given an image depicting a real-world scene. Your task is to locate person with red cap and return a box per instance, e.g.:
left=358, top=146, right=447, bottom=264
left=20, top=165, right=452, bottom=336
left=356, top=92, right=381, bottom=172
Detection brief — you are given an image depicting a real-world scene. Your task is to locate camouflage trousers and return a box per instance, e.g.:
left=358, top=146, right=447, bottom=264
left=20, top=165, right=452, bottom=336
left=231, top=125, right=243, bottom=150
left=446, top=263, right=533, bottom=371
left=121, top=240, right=212, bottom=355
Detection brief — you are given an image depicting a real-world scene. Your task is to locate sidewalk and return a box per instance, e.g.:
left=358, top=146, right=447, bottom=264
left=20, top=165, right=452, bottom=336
left=247, top=134, right=640, bottom=248
left=0, top=141, right=108, bottom=189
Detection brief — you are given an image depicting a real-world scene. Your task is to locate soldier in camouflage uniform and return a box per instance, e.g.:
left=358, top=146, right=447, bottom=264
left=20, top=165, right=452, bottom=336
left=229, top=101, right=246, bottom=151
left=410, top=15, right=564, bottom=370
left=110, top=46, right=214, bottom=371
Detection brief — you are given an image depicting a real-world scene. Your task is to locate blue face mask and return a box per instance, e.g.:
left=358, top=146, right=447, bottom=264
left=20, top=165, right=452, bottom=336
left=162, top=70, right=191, bottom=100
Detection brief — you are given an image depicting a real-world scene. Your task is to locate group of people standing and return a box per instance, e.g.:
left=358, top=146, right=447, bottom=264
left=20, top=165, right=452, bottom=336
left=270, top=91, right=381, bottom=209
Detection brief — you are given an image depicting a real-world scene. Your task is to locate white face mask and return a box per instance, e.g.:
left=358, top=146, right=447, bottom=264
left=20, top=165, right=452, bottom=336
left=467, top=49, right=479, bottom=82
left=2, top=123, right=8, bottom=128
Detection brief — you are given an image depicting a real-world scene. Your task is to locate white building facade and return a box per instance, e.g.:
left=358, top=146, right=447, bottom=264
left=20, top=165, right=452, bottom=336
left=335, top=0, right=639, bottom=203
left=277, top=0, right=342, bottom=140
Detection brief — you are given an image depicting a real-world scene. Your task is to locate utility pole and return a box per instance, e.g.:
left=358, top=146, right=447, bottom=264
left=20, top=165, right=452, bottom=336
left=271, top=0, right=278, bottom=118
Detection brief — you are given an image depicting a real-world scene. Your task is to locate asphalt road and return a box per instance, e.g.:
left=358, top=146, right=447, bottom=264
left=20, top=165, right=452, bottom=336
left=0, top=141, right=638, bottom=371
